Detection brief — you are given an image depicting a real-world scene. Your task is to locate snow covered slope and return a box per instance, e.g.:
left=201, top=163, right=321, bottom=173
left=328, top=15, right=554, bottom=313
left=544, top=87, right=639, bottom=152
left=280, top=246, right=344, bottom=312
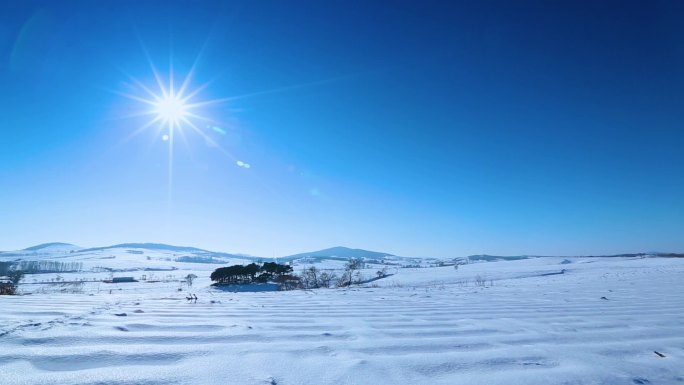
left=282, top=246, right=395, bottom=261
left=0, top=242, right=83, bottom=258
left=1, top=255, right=683, bottom=384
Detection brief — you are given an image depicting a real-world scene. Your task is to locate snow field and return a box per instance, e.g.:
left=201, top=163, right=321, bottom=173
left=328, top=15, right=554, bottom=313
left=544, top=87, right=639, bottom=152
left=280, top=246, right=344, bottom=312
left=1, top=256, right=683, bottom=384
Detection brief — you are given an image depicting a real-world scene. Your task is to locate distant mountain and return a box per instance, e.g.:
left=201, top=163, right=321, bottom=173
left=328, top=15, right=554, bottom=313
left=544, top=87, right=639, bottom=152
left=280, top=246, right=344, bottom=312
left=281, top=246, right=395, bottom=261
left=467, top=255, right=535, bottom=262
left=466, top=253, right=684, bottom=262
left=0, top=242, right=83, bottom=259
left=23, top=242, right=81, bottom=251
left=77, top=243, right=209, bottom=254
left=75, top=243, right=256, bottom=261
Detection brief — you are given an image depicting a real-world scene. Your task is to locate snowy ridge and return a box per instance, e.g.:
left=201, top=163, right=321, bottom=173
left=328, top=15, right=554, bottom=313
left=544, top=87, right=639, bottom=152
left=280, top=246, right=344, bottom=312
left=0, top=243, right=82, bottom=258
left=281, top=246, right=395, bottom=261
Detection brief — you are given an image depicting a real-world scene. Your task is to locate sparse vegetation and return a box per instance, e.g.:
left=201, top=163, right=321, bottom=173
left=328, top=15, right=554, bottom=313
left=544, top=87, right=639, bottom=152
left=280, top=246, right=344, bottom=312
left=300, top=266, right=340, bottom=289
left=341, top=258, right=364, bottom=287
left=301, top=266, right=320, bottom=289
left=376, top=267, right=389, bottom=278
left=176, top=256, right=225, bottom=264
left=185, top=273, right=198, bottom=287
left=13, top=260, right=83, bottom=274
left=317, top=271, right=338, bottom=288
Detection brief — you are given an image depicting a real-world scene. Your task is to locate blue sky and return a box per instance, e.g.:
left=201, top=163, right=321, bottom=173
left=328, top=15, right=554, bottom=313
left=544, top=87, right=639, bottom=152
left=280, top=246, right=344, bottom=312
left=1, top=1, right=683, bottom=257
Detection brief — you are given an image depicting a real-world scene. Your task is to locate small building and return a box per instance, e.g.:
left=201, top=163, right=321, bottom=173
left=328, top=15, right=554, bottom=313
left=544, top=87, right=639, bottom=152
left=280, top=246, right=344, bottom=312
left=111, top=276, right=137, bottom=283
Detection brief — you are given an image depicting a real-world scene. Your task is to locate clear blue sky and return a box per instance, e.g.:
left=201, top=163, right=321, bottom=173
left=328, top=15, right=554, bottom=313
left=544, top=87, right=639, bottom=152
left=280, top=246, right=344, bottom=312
left=1, top=0, right=683, bottom=257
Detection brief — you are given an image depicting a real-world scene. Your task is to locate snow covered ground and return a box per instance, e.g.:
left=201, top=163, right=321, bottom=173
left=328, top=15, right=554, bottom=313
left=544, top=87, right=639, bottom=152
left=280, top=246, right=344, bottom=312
left=1, top=254, right=683, bottom=384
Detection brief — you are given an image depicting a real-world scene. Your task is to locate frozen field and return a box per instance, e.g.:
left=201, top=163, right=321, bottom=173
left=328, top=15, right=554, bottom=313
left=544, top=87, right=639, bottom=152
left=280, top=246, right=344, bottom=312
left=1, top=256, right=684, bottom=385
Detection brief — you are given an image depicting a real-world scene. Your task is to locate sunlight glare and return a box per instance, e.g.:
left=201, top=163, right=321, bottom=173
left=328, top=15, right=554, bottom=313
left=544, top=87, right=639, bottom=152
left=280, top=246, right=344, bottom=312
left=155, top=95, right=187, bottom=124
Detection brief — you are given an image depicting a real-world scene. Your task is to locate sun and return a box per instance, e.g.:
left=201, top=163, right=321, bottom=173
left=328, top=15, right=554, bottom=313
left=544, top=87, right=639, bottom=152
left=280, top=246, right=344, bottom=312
left=155, top=94, right=187, bottom=125
left=113, top=52, right=237, bottom=208
left=115, top=56, right=227, bottom=147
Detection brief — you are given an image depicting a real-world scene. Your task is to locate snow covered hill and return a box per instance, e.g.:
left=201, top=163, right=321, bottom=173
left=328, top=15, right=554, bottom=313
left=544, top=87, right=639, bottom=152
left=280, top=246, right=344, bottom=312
left=282, top=246, right=395, bottom=261
left=1, top=254, right=683, bottom=384
left=0, top=242, right=83, bottom=257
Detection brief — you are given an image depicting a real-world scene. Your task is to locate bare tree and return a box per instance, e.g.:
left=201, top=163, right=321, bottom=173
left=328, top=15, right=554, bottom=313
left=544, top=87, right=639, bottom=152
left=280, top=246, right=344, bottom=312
left=185, top=274, right=198, bottom=287
left=301, top=266, right=320, bottom=289
left=376, top=267, right=389, bottom=278
left=318, top=271, right=337, bottom=288
left=342, top=258, right=364, bottom=287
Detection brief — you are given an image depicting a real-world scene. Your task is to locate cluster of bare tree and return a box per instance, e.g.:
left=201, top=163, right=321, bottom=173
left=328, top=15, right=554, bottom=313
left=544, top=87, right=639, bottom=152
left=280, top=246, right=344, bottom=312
left=299, top=266, right=339, bottom=289
left=300, top=258, right=367, bottom=289
left=13, top=260, right=83, bottom=274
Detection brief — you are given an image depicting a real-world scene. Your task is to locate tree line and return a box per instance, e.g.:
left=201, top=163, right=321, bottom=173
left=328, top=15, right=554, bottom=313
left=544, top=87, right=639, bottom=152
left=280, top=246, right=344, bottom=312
left=210, top=262, right=294, bottom=285
left=210, top=258, right=386, bottom=290
left=20, top=260, right=84, bottom=273
left=6, top=260, right=84, bottom=274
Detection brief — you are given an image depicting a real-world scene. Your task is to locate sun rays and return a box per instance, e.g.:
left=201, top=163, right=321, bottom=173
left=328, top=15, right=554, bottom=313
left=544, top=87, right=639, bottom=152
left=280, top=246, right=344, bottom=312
left=112, top=47, right=234, bottom=215
left=117, top=58, right=219, bottom=144
left=112, top=44, right=347, bottom=217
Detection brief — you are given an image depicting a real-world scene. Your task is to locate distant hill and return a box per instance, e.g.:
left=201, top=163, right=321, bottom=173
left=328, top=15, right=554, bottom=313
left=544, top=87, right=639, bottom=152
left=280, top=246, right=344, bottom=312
left=0, top=242, right=83, bottom=259
left=281, top=246, right=395, bottom=261
left=466, top=253, right=684, bottom=262
left=23, top=242, right=81, bottom=251
left=467, top=255, right=535, bottom=262
left=77, top=243, right=209, bottom=254
left=75, top=243, right=253, bottom=260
